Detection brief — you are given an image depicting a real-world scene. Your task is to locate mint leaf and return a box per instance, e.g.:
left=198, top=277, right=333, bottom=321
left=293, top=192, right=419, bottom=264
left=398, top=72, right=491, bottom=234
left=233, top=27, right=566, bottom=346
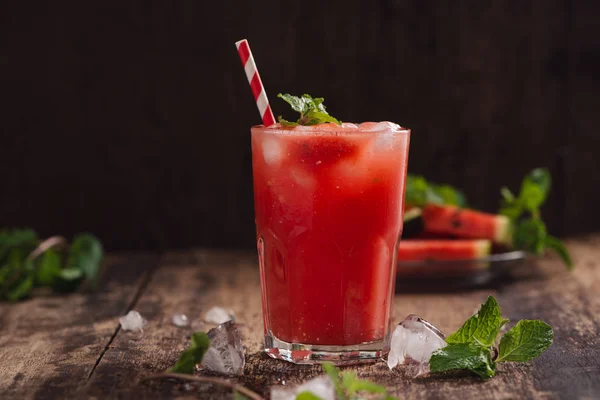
left=497, top=320, right=553, bottom=363
left=345, top=377, right=387, bottom=395
left=36, top=249, right=62, bottom=286
left=434, top=184, right=467, bottom=207
left=430, top=343, right=496, bottom=379
left=67, top=234, right=103, bottom=284
left=322, top=363, right=344, bottom=399
left=277, top=93, right=341, bottom=126
left=499, top=168, right=572, bottom=269
left=500, top=168, right=551, bottom=220
left=321, top=363, right=393, bottom=399
left=513, top=218, right=547, bottom=255
left=1, top=248, right=35, bottom=301
left=0, top=229, right=38, bottom=263
left=545, top=235, right=573, bottom=269
left=6, top=270, right=34, bottom=301
left=169, top=332, right=210, bottom=374
left=295, top=392, right=322, bottom=400
left=405, top=175, right=466, bottom=207
left=278, top=116, right=298, bottom=127
left=446, top=296, right=509, bottom=347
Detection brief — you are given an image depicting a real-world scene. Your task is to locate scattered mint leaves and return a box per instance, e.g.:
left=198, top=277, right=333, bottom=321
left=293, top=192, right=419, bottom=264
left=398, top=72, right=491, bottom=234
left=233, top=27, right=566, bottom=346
left=277, top=93, right=341, bottom=126
left=446, top=296, right=509, bottom=347
left=430, top=343, right=496, bottom=379
left=429, top=295, right=553, bottom=380
left=497, top=320, right=553, bottom=363
left=0, top=229, right=104, bottom=301
left=169, top=332, right=210, bottom=374
left=320, top=363, right=395, bottom=400
left=405, top=175, right=467, bottom=208
left=500, top=168, right=572, bottom=269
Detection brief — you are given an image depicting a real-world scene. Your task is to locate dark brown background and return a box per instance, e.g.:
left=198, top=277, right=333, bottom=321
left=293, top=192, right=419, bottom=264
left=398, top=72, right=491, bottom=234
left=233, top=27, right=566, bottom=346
left=1, top=1, right=598, bottom=251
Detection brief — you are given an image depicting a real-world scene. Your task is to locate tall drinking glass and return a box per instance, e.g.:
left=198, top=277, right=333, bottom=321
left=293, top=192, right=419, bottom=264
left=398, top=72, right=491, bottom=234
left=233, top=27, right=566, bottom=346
left=251, top=122, right=410, bottom=364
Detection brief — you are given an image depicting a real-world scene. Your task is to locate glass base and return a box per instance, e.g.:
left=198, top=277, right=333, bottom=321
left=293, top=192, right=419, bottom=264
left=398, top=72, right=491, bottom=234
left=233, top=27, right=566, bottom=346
left=264, top=332, right=388, bottom=365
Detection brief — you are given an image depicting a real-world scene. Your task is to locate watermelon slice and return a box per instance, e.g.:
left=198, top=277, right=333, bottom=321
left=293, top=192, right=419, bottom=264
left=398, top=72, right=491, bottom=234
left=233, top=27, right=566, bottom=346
left=397, top=239, right=491, bottom=262
left=421, top=205, right=512, bottom=246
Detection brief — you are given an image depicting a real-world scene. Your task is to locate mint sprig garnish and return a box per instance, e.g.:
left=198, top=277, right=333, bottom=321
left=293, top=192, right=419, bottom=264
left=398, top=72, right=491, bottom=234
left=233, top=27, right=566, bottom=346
left=429, top=295, right=553, bottom=379
left=0, top=229, right=104, bottom=301
left=500, top=168, right=573, bottom=268
left=405, top=175, right=467, bottom=207
left=277, top=93, right=341, bottom=126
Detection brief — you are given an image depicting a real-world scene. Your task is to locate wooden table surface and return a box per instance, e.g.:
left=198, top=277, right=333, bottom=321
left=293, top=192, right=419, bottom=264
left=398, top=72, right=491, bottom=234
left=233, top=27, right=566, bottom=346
left=1, top=236, right=599, bottom=399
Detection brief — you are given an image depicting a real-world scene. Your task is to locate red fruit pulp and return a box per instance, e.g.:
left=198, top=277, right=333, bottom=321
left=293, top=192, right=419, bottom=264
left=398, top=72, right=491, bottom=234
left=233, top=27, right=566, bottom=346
left=251, top=124, right=410, bottom=346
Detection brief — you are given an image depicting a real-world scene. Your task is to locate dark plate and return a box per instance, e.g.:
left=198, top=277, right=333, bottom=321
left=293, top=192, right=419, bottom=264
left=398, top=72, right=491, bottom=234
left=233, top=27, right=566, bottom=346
left=395, top=251, right=531, bottom=292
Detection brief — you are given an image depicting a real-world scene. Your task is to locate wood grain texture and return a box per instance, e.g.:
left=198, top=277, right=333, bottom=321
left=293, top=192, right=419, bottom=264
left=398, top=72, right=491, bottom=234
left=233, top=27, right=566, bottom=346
left=73, top=236, right=600, bottom=399
left=0, top=0, right=596, bottom=251
left=0, top=253, right=157, bottom=399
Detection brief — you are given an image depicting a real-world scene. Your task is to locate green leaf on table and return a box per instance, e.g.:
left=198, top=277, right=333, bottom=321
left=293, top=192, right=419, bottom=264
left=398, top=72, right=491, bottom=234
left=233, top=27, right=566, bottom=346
left=321, top=363, right=344, bottom=399
left=430, top=343, right=496, bottom=379
left=67, top=233, right=103, bottom=284
left=51, top=267, right=84, bottom=293
left=36, top=249, right=62, bottom=286
left=169, top=332, right=210, bottom=374
left=6, top=271, right=34, bottom=301
left=1, top=248, right=35, bottom=301
left=0, top=229, right=38, bottom=263
left=497, top=320, right=553, bottom=363
left=295, top=391, right=323, bottom=400
left=545, top=235, right=573, bottom=269
left=277, top=93, right=341, bottom=126
left=345, top=378, right=387, bottom=395
left=446, top=296, right=509, bottom=347
left=320, top=363, right=394, bottom=399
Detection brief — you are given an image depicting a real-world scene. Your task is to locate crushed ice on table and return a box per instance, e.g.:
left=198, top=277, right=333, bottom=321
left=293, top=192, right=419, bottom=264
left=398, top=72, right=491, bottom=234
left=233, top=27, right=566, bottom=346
left=171, top=313, right=189, bottom=327
left=204, top=306, right=234, bottom=324
left=119, top=310, right=147, bottom=332
left=271, top=376, right=335, bottom=400
left=387, top=314, right=447, bottom=377
left=201, top=320, right=245, bottom=375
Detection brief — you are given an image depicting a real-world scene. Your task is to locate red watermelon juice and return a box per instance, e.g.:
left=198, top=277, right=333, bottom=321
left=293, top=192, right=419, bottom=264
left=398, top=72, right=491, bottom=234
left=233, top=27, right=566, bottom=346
left=251, top=122, right=410, bottom=364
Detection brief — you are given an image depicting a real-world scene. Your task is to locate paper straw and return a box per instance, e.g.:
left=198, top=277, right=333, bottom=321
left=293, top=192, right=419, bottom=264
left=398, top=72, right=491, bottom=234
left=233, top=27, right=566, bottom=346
left=235, top=39, right=276, bottom=127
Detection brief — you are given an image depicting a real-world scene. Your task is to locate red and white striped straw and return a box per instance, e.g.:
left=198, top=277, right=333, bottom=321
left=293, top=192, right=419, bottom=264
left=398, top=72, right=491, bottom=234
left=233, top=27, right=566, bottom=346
left=235, top=39, right=276, bottom=127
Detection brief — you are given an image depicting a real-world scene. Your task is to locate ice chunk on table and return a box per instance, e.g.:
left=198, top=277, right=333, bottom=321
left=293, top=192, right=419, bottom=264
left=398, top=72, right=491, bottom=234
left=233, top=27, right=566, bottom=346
left=201, top=320, right=245, bottom=375
left=387, top=314, right=447, bottom=376
left=171, top=313, right=189, bottom=327
left=271, top=376, right=335, bottom=400
left=204, top=306, right=234, bottom=324
left=119, top=310, right=147, bottom=332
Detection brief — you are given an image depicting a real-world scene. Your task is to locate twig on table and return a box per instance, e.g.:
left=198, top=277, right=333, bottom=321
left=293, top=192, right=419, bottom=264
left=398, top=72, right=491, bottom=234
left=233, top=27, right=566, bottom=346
left=141, top=372, right=264, bottom=400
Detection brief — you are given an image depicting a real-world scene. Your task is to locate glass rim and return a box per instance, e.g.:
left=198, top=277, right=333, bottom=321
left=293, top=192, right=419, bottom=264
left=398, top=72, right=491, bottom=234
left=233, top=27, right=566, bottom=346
left=251, top=124, right=411, bottom=135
